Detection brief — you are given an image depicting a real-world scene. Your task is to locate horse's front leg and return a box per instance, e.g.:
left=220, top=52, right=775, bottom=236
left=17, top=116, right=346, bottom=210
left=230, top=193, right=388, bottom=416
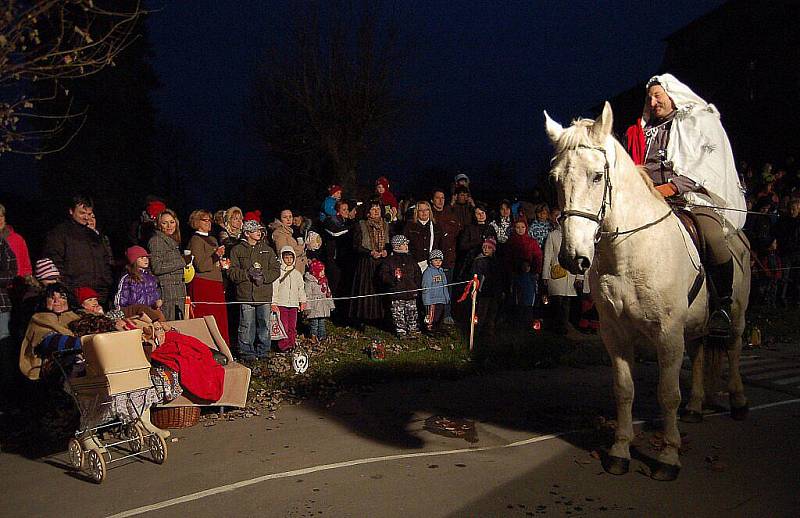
left=601, top=326, right=635, bottom=475
left=682, top=338, right=704, bottom=422
left=653, top=337, right=684, bottom=481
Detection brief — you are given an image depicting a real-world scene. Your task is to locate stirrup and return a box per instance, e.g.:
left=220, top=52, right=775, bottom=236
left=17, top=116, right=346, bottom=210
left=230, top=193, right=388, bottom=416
left=708, top=307, right=732, bottom=339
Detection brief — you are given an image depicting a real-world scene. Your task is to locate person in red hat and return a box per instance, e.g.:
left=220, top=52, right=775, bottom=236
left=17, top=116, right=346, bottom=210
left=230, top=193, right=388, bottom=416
left=320, top=185, right=343, bottom=222
left=113, top=246, right=163, bottom=319
left=75, top=286, right=104, bottom=315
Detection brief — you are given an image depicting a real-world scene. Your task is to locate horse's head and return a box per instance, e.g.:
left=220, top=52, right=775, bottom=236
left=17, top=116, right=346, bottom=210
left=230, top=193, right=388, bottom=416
left=544, top=101, right=616, bottom=274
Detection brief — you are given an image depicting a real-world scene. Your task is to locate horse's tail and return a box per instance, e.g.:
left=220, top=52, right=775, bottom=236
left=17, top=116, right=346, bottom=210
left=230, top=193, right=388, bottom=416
left=703, top=340, right=726, bottom=395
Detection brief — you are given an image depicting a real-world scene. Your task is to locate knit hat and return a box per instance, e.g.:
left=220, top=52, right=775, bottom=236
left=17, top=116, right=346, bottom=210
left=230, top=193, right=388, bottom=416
left=34, top=258, right=60, bottom=282
left=329, top=185, right=342, bottom=196
left=308, top=259, right=326, bottom=278
left=242, top=219, right=263, bottom=233
left=243, top=209, right=262, bottom=223
left=75, top=286, right=99, bottom=305
left=482, top=237, right=497, bottom=251
left=126, top=245, right=149, bottom=264
left=376, top=176, right=390, bottom=190
left=391, top=234, right=409, bottom=252
left=454, top=173, right=470, bottom=183
left=145, top=200, right=167, bottom=220
left=429, top=249, right=444, bottom=262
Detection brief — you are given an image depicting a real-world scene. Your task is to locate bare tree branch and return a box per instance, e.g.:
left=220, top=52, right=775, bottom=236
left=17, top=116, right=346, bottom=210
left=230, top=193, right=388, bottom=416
left=0, top=0, right=146, bottom=155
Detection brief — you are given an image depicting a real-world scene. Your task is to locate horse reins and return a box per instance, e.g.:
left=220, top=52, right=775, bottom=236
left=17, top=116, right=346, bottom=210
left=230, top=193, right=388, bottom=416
left=559, top=144, right=673, bottom=242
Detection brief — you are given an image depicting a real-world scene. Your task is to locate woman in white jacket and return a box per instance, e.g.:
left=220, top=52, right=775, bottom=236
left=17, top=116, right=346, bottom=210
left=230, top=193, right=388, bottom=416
left=542, top=228, right=585, bottom=334
left=271, top=246, right=307, bottom=351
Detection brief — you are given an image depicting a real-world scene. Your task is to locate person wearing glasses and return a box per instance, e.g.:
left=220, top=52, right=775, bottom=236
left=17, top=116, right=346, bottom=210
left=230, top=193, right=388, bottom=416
left=187, top=209, right=230, bottom=344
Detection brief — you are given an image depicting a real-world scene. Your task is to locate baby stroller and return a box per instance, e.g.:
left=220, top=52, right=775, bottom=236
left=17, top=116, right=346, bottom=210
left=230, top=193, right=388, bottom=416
left=53, top=328, right=167, bottom=483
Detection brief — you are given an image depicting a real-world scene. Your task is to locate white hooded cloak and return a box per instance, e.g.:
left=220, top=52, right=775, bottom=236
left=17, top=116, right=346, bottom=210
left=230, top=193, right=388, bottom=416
left=642, top=74, right=747, bottom=229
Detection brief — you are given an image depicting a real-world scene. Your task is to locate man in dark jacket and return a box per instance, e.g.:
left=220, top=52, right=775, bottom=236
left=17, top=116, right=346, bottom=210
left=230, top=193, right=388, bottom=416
left=431, top=188, right=461, bottom=324
left=42, top=195, right=113, bottom=304
left=228, top=220, right=281, bottom=361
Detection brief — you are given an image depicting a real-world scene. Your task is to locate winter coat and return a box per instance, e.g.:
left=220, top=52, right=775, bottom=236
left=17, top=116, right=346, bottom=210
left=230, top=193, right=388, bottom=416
left=542, top=229, right=584, bottom=297
left=431, top=206, right=462, bottom=269
left=227, top=239, right=281, bottom=303
left=272, top=223, right=307, bottom=274
left=304, top=273, right=335, bottom=318
left=509, top=221, right=543, bottom=275
left=320, top=195, right=338, bottom=221
left=0, top=225, right=31, bottom=277
left=19, top=310, right=81, bottom=380
left=272, top=247, right=308, bottom=308
left=114, top=269, right=161, bottom=309
left=188, top=233, right=223, bottom=282
left=379, top=252, right=422, bottom=301
left=528, top=220, right=552, bottom=249
left=456, top=222, right=497, bottom=280
left=147, top=230, right=186, bottom=315
left=42, top=219, right=114, bottom=300
left=472, top=254, right=505, bottom=298
left=404, top=220, right=440, bottom=266
left=422, top=266, right=450, bottom=305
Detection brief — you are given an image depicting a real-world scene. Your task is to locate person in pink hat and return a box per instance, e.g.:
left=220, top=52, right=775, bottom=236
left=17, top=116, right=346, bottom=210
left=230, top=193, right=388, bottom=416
left=113, top=246, right=163, bottom=318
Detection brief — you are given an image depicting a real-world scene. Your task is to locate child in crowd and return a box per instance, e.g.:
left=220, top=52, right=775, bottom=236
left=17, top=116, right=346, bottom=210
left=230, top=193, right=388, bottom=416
left=271, top=246, right=307, bottom=351
left=319, top=185, right=342, bottom=222
left=421, top=249, right=450, bottom=333
left=228, top=219, right=281, bottom=361
left=380, top=235, right=422, bottom=338
left=303, top=259, right=335, bottom=344
left=114, top=246, right=164, bottom=320
left=470, top=237, right=504, bottom=346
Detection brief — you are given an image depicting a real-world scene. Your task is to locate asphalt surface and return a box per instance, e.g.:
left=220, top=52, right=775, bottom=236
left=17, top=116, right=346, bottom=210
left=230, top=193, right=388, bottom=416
left=1, top=353, right=799, bottom=517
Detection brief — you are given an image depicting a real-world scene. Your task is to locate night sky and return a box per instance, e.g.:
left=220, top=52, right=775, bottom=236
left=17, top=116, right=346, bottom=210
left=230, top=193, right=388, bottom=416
left=146, top=1, right=725, bottom=202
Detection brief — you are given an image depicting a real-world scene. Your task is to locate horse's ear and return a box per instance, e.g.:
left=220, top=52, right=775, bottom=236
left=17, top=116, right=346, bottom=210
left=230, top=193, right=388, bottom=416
left=544, top=110, right=563, bottom=144
left=590, top=101, right=614, bottom=142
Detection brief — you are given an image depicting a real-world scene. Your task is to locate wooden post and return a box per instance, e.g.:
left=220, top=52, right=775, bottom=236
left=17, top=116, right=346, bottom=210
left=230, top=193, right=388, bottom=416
left=469, top=274, right=478, bottom=351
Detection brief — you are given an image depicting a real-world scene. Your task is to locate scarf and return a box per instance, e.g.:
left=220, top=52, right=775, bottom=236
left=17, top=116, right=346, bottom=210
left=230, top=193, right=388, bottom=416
left=366, top=218, right=385, bottom=252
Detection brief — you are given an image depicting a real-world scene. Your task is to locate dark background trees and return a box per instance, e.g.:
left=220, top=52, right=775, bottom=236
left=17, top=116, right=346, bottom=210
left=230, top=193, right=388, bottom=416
left=251, top=1, right=407, bottom=213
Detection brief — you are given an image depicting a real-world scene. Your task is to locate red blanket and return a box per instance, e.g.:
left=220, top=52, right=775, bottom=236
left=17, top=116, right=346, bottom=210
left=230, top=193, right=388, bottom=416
left=151, top=331, right=225, bottom=401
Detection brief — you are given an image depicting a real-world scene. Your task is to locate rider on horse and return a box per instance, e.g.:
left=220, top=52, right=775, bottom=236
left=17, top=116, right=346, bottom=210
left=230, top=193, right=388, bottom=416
left=625, top=73, right=747, bottom=338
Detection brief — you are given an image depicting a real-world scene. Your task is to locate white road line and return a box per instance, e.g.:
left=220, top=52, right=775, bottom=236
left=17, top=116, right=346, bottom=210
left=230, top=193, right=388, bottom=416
left=107, top=398, right=800, bottom=518
left=773, top=376, right=800, bottom=386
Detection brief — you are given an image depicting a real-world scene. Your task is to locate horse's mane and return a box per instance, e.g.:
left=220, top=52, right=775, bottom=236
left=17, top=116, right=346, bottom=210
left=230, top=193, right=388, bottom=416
left=553, top=118, right=666, bottom=203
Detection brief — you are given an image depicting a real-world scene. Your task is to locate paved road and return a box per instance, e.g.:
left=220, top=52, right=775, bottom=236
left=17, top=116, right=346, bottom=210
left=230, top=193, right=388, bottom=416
left=1, top=360, right=799, bottom=517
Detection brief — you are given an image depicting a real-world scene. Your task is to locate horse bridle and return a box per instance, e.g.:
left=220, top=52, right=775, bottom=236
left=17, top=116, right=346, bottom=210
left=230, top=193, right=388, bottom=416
left=558, top=144, right=613, bottom=243
left=558, top=144, right=673, bottom=242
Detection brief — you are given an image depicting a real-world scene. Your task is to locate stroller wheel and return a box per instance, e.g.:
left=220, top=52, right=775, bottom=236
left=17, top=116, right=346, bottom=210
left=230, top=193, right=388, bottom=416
left=87, top=449, right=106, bottom=484
left=148, top=433, right=167, bottom=465
left=67, top=438, right=84, bottom=470
left=123, top=424, right=144, bottom=453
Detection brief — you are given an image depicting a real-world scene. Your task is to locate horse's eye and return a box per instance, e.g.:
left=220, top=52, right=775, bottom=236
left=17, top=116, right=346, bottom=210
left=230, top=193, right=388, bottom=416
left=593, top=172, right=604, bottom=183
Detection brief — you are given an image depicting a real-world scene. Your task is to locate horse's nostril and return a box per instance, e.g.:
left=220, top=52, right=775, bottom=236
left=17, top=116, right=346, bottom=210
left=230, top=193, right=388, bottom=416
left=577, top=256, right=591, bottom=271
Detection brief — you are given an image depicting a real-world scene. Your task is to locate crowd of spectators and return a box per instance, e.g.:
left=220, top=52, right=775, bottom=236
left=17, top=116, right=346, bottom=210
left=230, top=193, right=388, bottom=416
left=741, top=159, right=800, bottom=307
left=1, top=156, right=796, bottom=399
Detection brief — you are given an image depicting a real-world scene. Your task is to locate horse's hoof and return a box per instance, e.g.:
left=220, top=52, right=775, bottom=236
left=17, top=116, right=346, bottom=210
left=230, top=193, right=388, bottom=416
left=603, top=455, right=630, bottom=476
left=730, top=404, right=749, bottom=421
left=680, top=410, right=703, bottom=423
left=651, top=462, right=680, bottom=481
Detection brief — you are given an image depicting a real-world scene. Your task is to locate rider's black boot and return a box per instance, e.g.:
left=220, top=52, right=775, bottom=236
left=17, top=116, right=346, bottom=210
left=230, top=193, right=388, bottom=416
left=708, top=259, right=734, bottom=338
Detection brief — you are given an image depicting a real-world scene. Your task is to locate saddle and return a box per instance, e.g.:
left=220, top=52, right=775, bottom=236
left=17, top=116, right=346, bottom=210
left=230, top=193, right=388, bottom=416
left=675, top=209, right=707, bottom=306
left=675, top=209, right=707, bottom=264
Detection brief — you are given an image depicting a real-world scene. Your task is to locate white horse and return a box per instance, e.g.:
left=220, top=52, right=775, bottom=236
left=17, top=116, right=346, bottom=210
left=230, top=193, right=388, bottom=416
left=544, top=102, right=750, bottom=481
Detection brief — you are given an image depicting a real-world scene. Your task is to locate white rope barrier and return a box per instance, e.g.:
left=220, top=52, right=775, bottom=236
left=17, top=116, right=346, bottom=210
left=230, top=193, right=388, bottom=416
left=189, top=280, right=471, bottom=306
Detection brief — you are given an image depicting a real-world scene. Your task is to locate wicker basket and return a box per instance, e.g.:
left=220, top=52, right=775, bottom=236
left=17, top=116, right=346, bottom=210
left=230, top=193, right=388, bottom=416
left=151, top=406, right=200, bottom=429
